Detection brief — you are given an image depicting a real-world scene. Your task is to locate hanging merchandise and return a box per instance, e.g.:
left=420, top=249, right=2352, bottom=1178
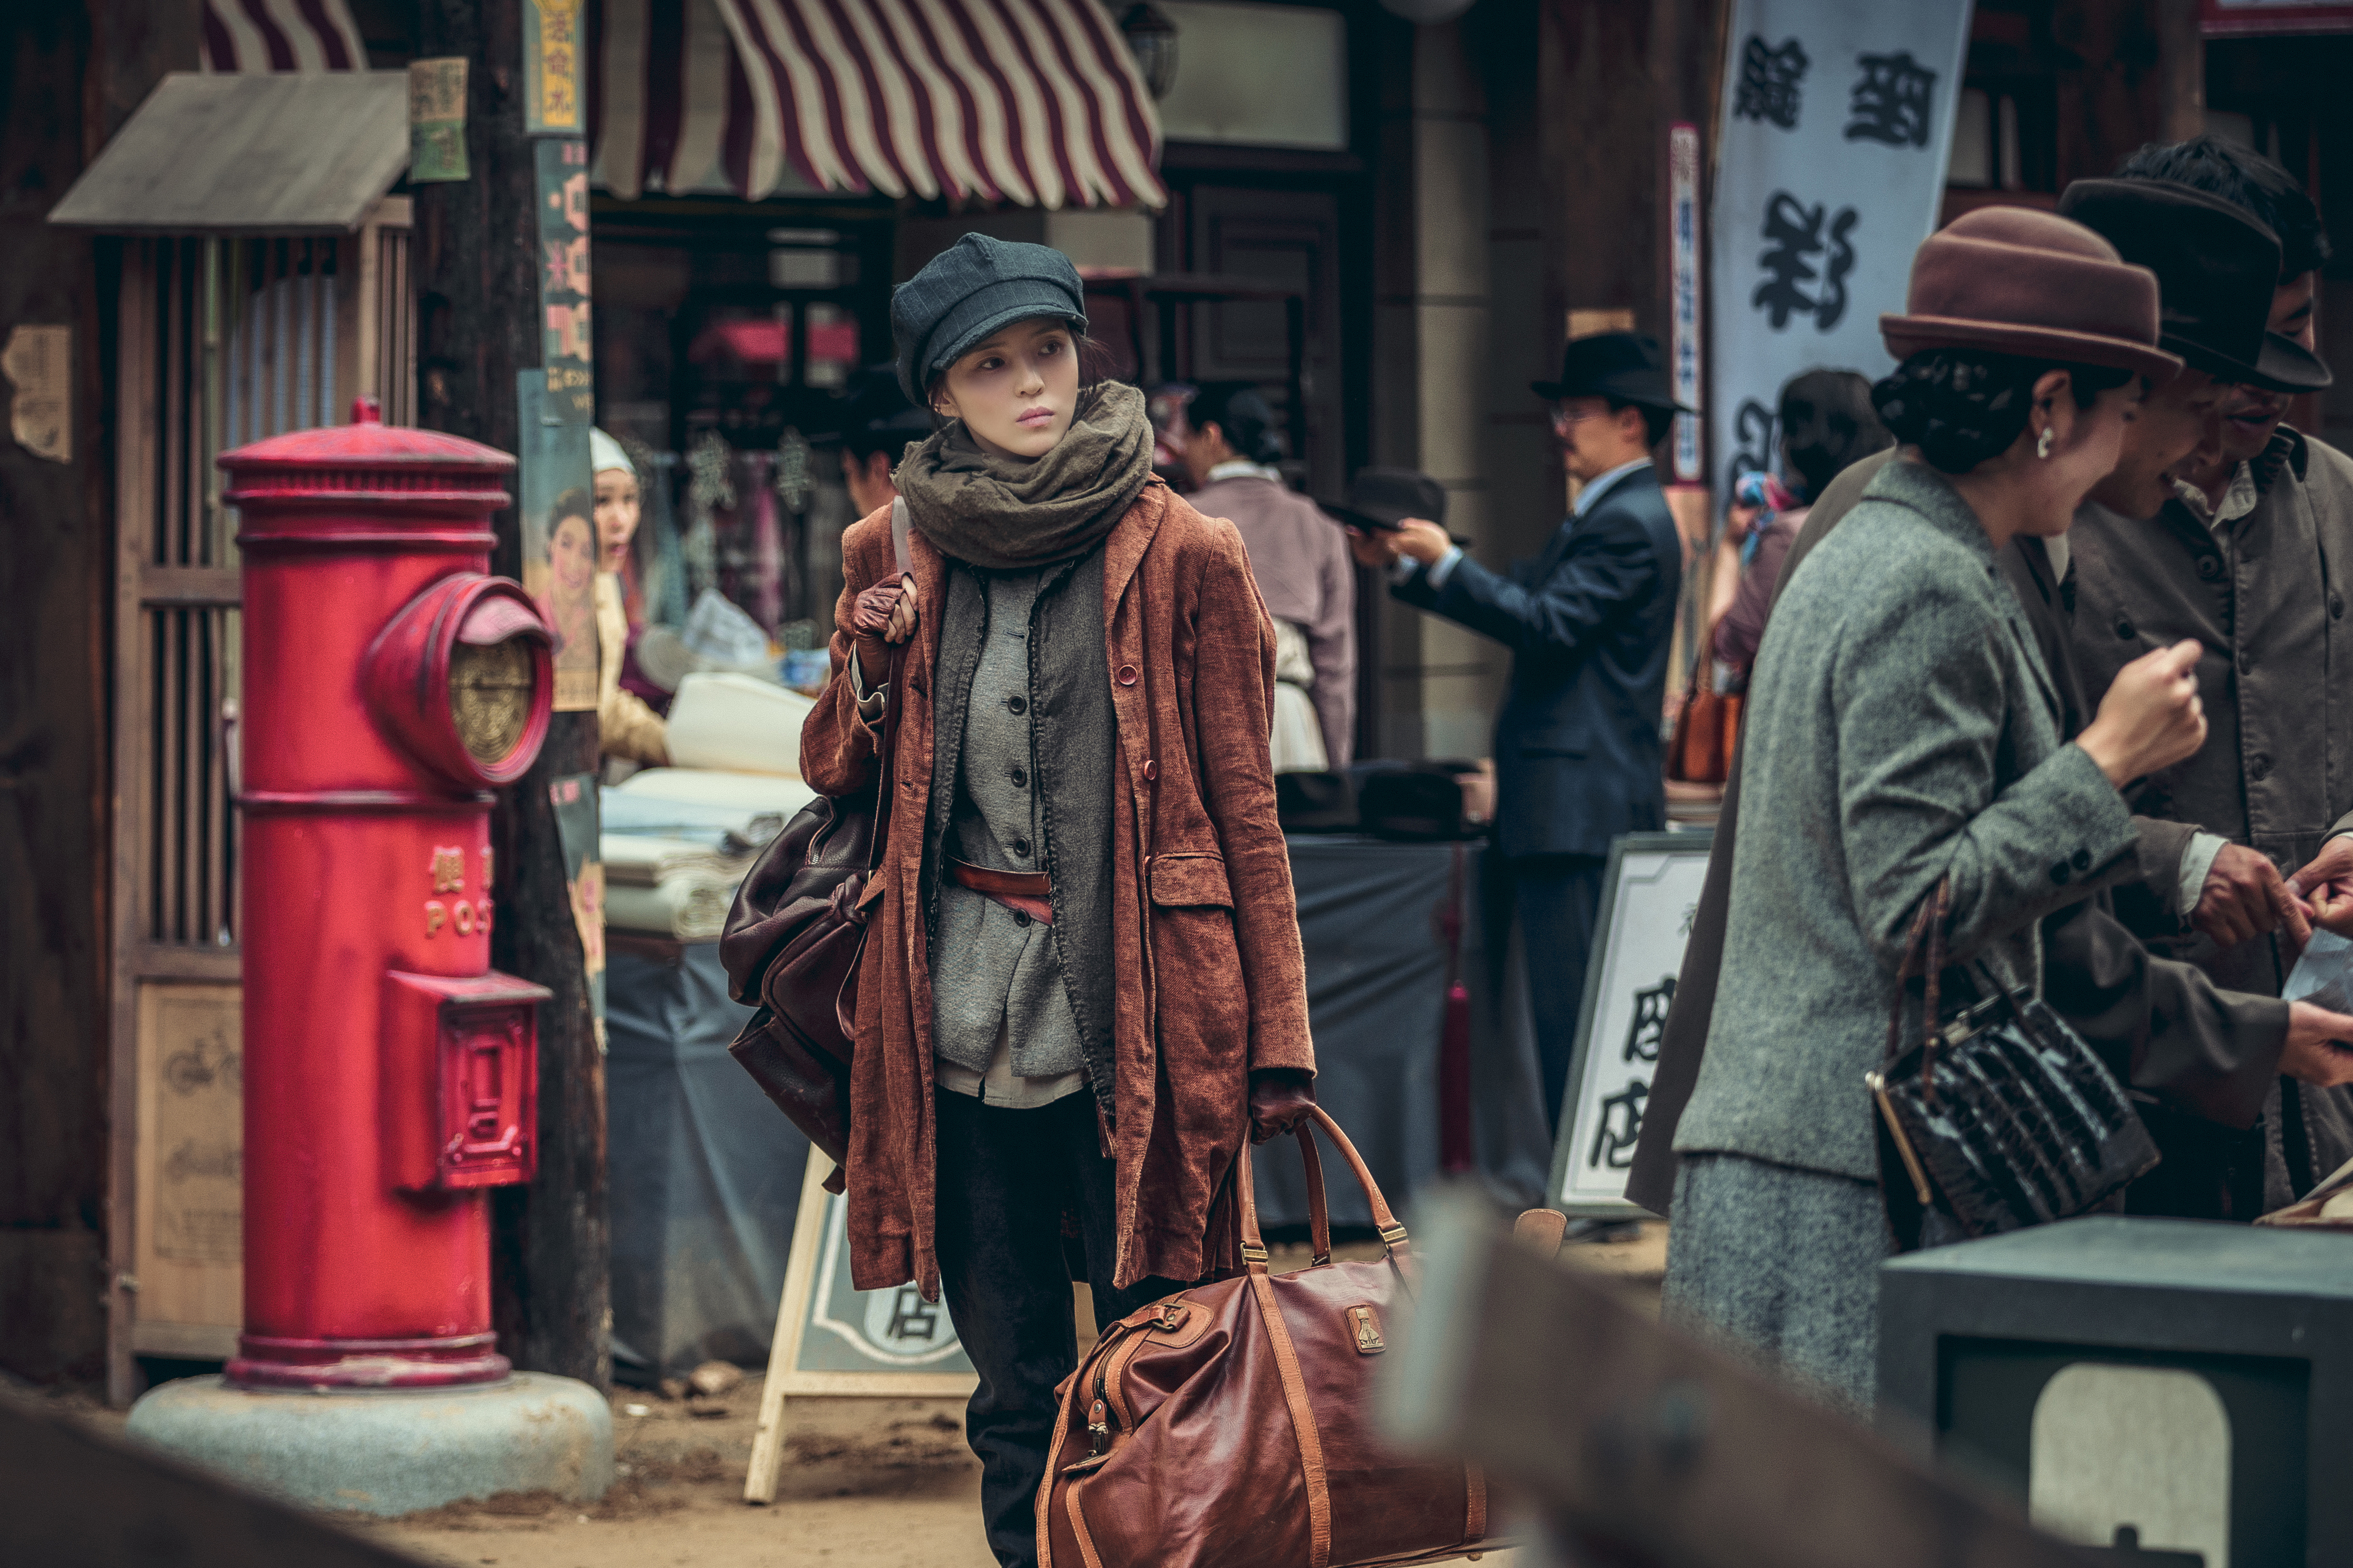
left=684, top=431, right=731, bottom=605
left=628, top=442, right=689, bottom=630
left=746, top=451, right=786, bottom=633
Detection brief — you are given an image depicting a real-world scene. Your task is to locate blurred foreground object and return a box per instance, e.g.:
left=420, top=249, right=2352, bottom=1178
left=0, top=1387, right=431, bottom=1568
left=1379, top=1189, right=2102, bottom=1568
left=1881, top=1216, right=2353, bottom=1565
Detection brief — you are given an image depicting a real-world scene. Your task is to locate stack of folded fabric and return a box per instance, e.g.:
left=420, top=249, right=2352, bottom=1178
left=602, top=748, right=817, bottom=943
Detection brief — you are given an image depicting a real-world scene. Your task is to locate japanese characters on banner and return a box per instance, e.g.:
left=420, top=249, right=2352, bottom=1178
left=1669, top=124, right=1704, bottom=484
left=1707, top=1, right=1972, bottom=495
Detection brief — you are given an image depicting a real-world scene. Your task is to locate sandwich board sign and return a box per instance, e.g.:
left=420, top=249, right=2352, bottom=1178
left=744, top=1156, right=977, bottom=1501
left=1549, top=831, right=1714, bottom=1218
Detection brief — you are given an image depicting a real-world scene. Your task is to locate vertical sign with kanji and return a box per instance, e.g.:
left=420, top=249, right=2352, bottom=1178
left=1668, top=123, right=1704, bottom=485
left=535, top=138, right=594, bottom=425
left=522, top=0, right=585, bottom=135
left=1707, top=1, right=1973, bottom=497
left=1549, top=834, right=1715, bottom=1217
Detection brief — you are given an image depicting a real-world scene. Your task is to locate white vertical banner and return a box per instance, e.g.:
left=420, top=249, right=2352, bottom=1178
left=1669, top=122, right=1704, bottom=484
left=1708, top=1, right=1973, bottom=494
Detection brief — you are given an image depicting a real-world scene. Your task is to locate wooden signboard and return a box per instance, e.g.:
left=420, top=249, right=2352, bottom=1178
left=132, top=984, right=243, bottom=1357
left=744, top=1157, right=978, bottom=1503
left=1549, top=831, right=1714, bottom=1219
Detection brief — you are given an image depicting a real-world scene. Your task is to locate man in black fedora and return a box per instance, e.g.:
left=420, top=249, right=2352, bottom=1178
left=2057, top=172, right=2353, bottom=1220
left=829, top=362, right=932, bottom=519
left=1348, top=330, right=1685, bottom=1133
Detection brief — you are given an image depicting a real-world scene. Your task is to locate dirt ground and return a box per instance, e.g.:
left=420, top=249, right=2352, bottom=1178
left=56, top=1227, right=1667, bottom=1567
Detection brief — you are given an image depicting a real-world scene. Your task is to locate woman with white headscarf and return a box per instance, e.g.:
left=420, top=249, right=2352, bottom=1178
left=591, top=428, right=670, bottom=765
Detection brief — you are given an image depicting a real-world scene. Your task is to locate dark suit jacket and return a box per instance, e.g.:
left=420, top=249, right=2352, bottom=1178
left=1627, top=452, right=2288, bottom=1216
left=1395, top=465, right=1683, bottom=860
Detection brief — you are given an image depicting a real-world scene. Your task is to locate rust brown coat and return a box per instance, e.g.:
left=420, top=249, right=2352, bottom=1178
left=801, top=479, right=1316, bottom=1296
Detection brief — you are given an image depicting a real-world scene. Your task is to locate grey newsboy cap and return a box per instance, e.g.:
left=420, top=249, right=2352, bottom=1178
left=892, top=233, right=1089, bottom=403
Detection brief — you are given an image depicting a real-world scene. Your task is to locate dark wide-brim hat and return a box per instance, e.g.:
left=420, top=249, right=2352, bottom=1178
left=2057, top=177, right=2330, bottom=393
left=1324, top=466, right=1448, bottom=529
left=891, top=233, right=1089, bottom=403
left=824, top=362, right=932, bottom=448
left=1531, top=331, right=1694, bottom=412
left=1881, top=206, right=2182, bottom=383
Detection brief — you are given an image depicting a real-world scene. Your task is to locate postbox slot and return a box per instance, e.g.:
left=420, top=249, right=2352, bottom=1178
left=382, top=969, right=548, bottom=1193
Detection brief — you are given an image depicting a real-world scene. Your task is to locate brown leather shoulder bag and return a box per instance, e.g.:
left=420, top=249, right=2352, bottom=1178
left=719, top=501, right=912, bottom=1185
left=1038, top=1106, right=1502, bottom=1568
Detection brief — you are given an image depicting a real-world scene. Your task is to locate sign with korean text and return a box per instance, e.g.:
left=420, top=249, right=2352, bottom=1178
left=536, top=138, right=594, bottom=425
left=523, top=0, right=585, bottom=134
left=1708, top=1, right=1972, bottom=495
left=1550, top=833, right=1714, bottom=1217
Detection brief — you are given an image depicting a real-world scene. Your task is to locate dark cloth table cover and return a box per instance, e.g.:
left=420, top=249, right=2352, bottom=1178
left=607, top=938, right=809, bottom=1379
left=1251, top=838, right=1554, bottom=1229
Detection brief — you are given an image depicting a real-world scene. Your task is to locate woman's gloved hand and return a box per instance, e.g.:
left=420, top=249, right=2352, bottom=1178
left=852, top=573, right=919, bottom=682
left=1248, top=1067, right=1317, bottom=1144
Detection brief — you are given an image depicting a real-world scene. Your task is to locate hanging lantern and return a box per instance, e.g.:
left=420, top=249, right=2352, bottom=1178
left=1120, top=3, right=1180, bottom=101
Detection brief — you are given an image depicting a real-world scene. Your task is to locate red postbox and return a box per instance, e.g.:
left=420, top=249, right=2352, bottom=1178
left=221, top=399, right=554, bottom=1390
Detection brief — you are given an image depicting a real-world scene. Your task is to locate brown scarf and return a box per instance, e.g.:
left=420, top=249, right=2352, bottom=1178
left=892, top=382, right=1154, bottom=569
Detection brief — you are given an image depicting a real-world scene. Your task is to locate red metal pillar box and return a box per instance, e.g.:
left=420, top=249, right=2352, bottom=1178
left=221, top=399, right=554, bottom=1390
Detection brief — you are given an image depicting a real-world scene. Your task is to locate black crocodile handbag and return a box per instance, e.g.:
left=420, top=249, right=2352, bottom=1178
left=1867, top=878, right=2161, bottom=1252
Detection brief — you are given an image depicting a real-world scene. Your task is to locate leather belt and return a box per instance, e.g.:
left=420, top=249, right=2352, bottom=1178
left=949, top=856, right=1055, bottom=925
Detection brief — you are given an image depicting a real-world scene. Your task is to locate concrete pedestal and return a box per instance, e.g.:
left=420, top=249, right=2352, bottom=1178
left=125, top=1372, right=612, bottom=1517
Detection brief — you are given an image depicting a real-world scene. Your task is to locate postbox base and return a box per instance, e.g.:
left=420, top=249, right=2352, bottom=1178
left=125, top=1372, right=612, bottom=1517
left=227, top=1330, right=511, bottom=1390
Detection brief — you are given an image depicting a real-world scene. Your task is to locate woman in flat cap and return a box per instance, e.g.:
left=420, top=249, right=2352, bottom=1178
left=798, top=233, right=1317, bottom=1562
left=1665, top=208, right=2209, bottom=1410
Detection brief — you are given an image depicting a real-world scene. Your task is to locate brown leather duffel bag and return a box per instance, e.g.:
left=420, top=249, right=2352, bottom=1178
left=718, top=501, right=911, bottom=1183
left=1038, top=1106, right=1500, bottom=1567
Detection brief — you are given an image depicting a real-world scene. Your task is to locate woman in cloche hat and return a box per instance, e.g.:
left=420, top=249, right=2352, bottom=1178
left=795, top=233, right=1317, bottom=1562
left=1662, top=206, right=2212, bottom=1410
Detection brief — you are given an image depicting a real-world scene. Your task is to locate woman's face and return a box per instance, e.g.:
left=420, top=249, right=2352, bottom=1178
left=595, top=467, right=641, bottom=572
left=550, top=513, right=596, bottom=593
left=929, top=316, right=1081, bottom=462
left=2033, top=372, right=2146, bottom=533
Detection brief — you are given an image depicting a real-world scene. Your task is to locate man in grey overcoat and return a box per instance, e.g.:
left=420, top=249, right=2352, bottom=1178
left=2060, top=164, right=2353, bottom=1219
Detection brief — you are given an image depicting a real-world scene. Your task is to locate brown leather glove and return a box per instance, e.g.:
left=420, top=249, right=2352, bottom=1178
left=1248, top=1068, right=1317, bottom=1144
left=852, top=575, right=912, bottom=687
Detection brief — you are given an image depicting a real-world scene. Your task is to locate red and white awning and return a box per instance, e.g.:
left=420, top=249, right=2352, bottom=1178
left=199, top=0, right=1165, bottom=212
left=200, top=0, right=368, bottom=72
left=596, top=0, right=1165, bottom=209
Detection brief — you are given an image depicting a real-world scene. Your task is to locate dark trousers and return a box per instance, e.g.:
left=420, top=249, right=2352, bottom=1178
left=1495, top=851, right=1607, bottom=1135
left=934, top=1088, right=1186, bottom=1568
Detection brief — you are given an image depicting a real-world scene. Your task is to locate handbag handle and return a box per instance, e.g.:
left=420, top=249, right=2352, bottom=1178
left=1234, top=1106, right=1408, bottom=1273
left=1882, top=876, right=1953, bottom=1102
left=863, top=500, right=916, bottom=875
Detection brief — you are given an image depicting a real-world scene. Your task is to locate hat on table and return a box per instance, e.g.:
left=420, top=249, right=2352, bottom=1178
left=2057, top=177, right=2330, bottom=392
left=1530, top=331, right=1694, bottom=412
left=891, top=233, right=1089, bottom=403
left=1879, top=206, right=2181, bottom=383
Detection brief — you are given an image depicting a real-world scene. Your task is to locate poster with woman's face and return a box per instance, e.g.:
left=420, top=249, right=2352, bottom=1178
left=516, top=373, right=599, bottom=712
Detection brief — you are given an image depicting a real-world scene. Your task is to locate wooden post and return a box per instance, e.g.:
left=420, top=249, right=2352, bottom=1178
left=411, top=0, right=610, bottom=1393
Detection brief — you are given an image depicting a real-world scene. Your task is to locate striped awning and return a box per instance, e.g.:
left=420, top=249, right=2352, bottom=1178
left=596, top=0, right=1166, bottom=210
left=199, top=0, right=1165, bottom=212
left=199, top=0, right=368, bottom=72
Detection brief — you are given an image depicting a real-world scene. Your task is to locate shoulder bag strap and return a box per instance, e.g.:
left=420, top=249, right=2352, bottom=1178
left=865, top=501, right=916, bottom=874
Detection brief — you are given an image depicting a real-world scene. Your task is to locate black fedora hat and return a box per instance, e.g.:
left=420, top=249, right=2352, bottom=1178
left=1324, top=467, right=1448, bottom=530
left=1531, top=330, right=1695, bottom=411
left=826, top=362, right=932, bottom=446
left=2058, top=178, right=2331, bottom=393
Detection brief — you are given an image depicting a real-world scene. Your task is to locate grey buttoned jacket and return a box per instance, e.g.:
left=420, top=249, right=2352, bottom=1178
left=1675, top=458, right=2140, bottom=1182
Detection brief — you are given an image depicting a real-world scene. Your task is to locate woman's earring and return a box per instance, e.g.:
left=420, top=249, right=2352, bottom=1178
left=2037, top=426, right=2054, bottom=461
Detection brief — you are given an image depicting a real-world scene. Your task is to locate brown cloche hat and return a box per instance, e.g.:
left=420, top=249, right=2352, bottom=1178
left=1879, top=206, right=2182, bottom=385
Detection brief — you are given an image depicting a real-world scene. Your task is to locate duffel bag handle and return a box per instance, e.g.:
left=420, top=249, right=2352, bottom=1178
left=1236, top=1105, right=1409, bottom=1272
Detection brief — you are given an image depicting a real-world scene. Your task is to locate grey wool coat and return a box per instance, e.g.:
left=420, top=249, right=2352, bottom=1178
left=1675, top=458, right=2141, bottom=1181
